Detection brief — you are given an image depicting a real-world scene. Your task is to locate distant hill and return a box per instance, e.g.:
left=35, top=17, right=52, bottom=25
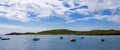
left=6, top=29, right=120, bottom=35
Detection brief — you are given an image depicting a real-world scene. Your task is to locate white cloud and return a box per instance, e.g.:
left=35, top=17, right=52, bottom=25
left=106, top=15, right=120, bottom=23
left=66, top=15, right=120, bottom=24
left=65, top=17, right=95, bottom=23
left=0, top=0, right=120, bottom=23
left=0, top=24, right=67, bottom=35
left=95, top=15, right=120, bottom=23
left=0, top=24, right=41, bottom=34
left=0, top=3, right=29, bottom=22
left=0, top=0, right=71, bottom=22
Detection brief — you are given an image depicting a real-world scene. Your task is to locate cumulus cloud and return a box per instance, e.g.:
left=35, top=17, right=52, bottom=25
left=0, top=0, right=120, bottom=23
left=0, top=0, right=71, bottom=22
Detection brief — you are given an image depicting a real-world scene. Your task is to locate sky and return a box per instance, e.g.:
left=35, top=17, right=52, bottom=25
left=0, top=0, right=120, bottom=34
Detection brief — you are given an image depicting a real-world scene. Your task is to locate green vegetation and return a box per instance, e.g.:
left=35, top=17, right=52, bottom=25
left=6, top=29, right=120, bottom=35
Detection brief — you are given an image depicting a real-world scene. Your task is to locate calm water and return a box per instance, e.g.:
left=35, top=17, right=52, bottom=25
left=0, top=35, right=120, bottom=50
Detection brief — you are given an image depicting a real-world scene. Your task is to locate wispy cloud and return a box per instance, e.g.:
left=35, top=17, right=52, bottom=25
left=66, top=15, right=120, bottom=24
left=0, top=24, right=70, bottom=34
left=65, top=17, right=95, bottom=23
left=0, top=24, right=42, bottom=34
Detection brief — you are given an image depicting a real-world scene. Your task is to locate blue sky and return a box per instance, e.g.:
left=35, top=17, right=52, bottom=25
left=0, top=0, right=120, bottom=34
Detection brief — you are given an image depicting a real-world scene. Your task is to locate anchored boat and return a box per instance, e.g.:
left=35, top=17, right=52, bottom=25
left=70, top=39, right=76, bottom=42
left=0, top=37, right=10, bottom=40
left=101, top=38, right=105, bottom=42
left=33, top=38, right=40, bottom=41
left=60, top=36, right=63, bottom=40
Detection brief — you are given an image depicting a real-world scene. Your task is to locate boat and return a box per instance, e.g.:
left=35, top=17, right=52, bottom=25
left=70, top=39, right=76, bottom=42
left=81, top=37, right=84, bottom=39
left=60, top=36, right=63, bottom=39
left=0, top=37, right=10, bottom=40
left=33, top=38, right=40, bottom=41
left=101, top=38, right=105, bottom=42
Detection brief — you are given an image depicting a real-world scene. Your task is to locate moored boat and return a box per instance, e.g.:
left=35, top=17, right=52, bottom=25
left=0, top=37, right=10, bottom=40
left=70, top=39, right=76, bottom=42
left=60, top=36, right=63, bottom=39
left=101, top=38, right=105, bottom=42
left=33, top=38, right=40, bottom=41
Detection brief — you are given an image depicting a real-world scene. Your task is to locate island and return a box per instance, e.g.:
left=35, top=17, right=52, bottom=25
left=6, top=29, right=120, bottom=35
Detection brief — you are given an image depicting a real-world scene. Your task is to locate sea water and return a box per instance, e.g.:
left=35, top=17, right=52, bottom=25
left=0, top=35, right=120, bottom=50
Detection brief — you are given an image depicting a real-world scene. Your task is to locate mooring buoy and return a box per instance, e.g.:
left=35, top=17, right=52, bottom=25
left=33, top=38, right=40, bottom=41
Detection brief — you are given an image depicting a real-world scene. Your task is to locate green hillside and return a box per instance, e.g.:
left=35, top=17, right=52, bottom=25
left=6, top=29, right=120, bottom=35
